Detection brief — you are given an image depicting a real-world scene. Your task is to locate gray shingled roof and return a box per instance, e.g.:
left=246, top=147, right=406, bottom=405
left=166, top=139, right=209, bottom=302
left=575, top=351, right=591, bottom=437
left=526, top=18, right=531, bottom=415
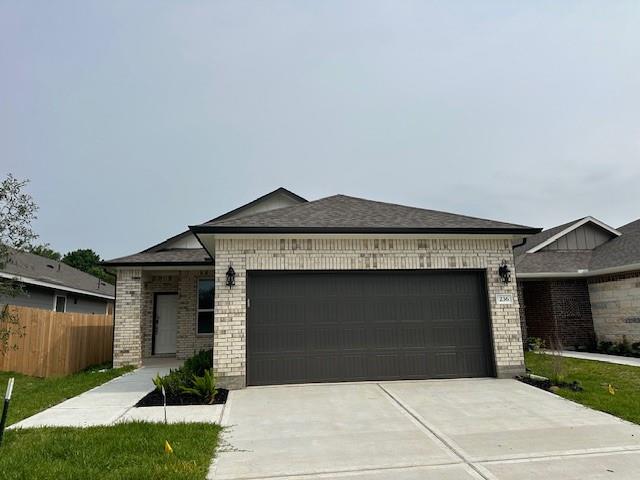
left=103, top=248, right=212, bottom=267
left=2, top=249, right=115, bottom=298
left=515, top=250, right=593, bottom=274
left=516, top=217, right=640, bottom=276
left=195, top=195, right=538, bottom=233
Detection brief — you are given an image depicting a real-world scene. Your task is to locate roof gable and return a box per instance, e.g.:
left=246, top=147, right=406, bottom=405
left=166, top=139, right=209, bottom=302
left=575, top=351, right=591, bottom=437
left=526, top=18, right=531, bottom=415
left=525, top=217, right=620, bottom=254
left=142, top=187, right=307, bottom=253
left=193, top=194, right=539, bottom=234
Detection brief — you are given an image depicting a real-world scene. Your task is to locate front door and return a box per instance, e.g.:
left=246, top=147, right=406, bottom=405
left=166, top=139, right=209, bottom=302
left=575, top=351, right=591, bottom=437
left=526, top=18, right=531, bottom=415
left=154, top=293, right=178, bottom=355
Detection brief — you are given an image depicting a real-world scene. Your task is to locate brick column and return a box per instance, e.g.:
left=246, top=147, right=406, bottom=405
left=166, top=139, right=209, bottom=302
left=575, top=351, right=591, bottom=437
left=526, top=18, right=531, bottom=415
left=113, top=268, right=143, bottom=367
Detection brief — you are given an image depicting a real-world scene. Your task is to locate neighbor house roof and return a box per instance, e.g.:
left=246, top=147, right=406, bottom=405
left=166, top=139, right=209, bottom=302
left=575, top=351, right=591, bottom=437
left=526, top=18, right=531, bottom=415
left=1, top=249, right=115, bottom=299
left=516, top=217, right=640, bottom=278
left=191, top=194, right=539, bottom=235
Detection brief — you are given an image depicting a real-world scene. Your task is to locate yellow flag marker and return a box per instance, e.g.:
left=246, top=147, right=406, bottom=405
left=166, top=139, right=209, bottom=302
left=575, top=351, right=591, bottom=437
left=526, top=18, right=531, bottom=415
left=608, top=384, right=616, bottom=395
left=164, top=440, right=174, bottom=454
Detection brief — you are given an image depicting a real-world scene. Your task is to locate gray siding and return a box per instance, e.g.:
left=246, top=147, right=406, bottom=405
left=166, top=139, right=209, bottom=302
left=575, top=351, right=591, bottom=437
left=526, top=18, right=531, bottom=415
left=0, top=284, right=111, bottom=314
left=542, top=224, right=614, bottom=251
left=0, top=285, right=54, bottom=310
left=65, top=293, right=110, bottom=314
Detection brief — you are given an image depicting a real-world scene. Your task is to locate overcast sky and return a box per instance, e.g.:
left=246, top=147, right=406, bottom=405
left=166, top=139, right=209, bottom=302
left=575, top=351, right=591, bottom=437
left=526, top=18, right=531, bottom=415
left=1, top=1, right=639, bottom=259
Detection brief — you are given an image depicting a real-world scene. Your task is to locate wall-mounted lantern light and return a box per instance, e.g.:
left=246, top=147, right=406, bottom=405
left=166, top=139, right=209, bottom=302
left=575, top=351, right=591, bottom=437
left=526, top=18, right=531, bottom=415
left=226, top=265, right=236, bottom=288
left=498, top=260, right=511, bottom=284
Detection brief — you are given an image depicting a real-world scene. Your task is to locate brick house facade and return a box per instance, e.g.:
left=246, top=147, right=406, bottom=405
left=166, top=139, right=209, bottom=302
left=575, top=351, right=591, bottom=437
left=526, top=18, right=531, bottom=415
left=518, top=279, right=595, bottom=349
left=107, top=189, right=540, bottom=389
left=515, top=216, right=640, bottom=349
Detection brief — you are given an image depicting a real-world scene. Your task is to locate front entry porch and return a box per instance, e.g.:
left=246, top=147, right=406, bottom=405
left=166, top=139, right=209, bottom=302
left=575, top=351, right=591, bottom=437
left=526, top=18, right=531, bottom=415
left=113, top=268, right=215, bottom=368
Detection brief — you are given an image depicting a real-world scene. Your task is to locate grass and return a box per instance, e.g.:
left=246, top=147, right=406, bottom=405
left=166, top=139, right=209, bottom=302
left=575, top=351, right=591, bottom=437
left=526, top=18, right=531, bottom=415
left=525, top=351, right=640, bottom=425
left=0, top=363, right=134, bottom=425
left=0, top=422, right=221, bottom=480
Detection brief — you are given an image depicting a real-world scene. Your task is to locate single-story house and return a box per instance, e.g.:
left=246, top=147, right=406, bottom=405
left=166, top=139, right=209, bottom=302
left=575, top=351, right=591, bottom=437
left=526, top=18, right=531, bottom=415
left=515, top=216, right=640, bottom=349
left=0, top=249, right=115, bottom=314
left=104, top=188, right=540, bottom=389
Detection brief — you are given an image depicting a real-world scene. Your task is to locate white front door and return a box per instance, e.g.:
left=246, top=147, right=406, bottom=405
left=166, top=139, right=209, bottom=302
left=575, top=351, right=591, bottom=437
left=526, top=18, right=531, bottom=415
left=154, top=294, right=177, bottom=355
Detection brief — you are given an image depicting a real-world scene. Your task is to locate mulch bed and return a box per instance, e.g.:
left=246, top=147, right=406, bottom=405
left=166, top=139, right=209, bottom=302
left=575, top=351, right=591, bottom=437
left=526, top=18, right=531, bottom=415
left=516, top=375, right=551, bottom=390
left=136, top=388, right=228, bottom=407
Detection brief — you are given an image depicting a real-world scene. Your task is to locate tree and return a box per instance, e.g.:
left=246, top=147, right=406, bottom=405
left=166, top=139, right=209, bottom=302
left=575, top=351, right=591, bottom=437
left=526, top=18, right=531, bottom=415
left=0, top=174, right=37, bottom=354
left=62, top=248, right=115, bottom=285
left=29, top=243, right=62, bottom=261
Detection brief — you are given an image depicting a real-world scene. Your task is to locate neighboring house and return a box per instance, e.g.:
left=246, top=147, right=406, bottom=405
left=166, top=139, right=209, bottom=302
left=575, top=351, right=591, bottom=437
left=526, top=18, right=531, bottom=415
left=515, top=217, right=640, bottom=349
left=104, top=187, right=540, bottom=389
left=0, top=249, right=115, bottom=314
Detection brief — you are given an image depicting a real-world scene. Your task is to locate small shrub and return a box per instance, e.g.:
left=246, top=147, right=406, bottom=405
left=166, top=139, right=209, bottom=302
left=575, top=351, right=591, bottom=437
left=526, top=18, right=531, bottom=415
left=183, top=349, right=213, bottom=377
left=153, top=368, right=190, bottom=396
left=526, top=337, right=545, bottom=352
left=151, top=350, right=216, bottom=400
left=180, top=369, right=218, bottom=404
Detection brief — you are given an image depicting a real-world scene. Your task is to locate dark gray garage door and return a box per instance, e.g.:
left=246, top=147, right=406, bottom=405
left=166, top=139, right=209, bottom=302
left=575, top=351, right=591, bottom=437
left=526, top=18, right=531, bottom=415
left=247, top=270, right=494, bottom=386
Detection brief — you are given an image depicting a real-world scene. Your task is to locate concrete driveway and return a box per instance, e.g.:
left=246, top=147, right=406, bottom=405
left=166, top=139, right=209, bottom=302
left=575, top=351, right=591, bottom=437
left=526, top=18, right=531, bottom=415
left=210, top=378, right=640, bottom=480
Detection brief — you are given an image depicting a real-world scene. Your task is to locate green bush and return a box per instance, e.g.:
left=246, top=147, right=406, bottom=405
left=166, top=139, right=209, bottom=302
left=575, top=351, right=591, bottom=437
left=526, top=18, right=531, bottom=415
left=152, top=368, right=190, bottom=396
left=183, top=349, right=213, bottom=377
left=152, top=350, right=216, bottom=399
left=180, top=369, right=218, bottom=404
left=525, top=337, right=545, bottom=352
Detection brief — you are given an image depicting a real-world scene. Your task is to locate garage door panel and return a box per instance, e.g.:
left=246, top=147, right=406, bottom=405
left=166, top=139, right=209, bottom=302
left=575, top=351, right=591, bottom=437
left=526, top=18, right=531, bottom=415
left=251, top=326, right=306, bottom=353
left=247, top=271, right=493, bottom=385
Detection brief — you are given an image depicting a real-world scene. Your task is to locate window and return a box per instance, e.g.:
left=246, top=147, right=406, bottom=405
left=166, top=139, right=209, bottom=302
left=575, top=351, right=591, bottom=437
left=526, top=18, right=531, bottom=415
left=197, top=279, right=214, bottom=334
left=55, top=295, right=66, bottom=313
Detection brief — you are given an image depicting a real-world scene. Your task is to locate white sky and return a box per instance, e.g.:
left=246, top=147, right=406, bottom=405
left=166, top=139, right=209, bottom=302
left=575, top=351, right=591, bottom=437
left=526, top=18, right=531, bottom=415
left=1, top=1, right=639, bottom=259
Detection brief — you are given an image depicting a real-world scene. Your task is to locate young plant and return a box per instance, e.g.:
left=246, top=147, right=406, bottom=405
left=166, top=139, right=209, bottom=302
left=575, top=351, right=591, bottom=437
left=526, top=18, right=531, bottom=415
left=180, top=369, right=218, bottom=404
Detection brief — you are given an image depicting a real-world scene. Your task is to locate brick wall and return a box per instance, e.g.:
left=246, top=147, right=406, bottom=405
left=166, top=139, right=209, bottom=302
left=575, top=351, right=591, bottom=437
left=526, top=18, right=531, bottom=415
left=214, top=237, right=525, bottom=389
left=519, top=279, right=595, bottom=349
left=589, top=270, right=640, bottom=344
left=114, top=269, right=215, bottom=367
left=113, top=268, right=143, bottom=368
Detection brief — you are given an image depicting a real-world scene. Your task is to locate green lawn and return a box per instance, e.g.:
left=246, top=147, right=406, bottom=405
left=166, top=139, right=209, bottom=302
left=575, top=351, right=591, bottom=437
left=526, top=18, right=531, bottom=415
left=0, top=422, right=221, bottom=480
left=0, top=364, right=133, bottom=425
left=525, top=351, right=640, bottom=425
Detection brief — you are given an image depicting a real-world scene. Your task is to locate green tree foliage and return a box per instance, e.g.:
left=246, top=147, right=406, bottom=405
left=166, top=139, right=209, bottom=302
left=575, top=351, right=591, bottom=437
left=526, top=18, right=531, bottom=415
left=62, top=248, right=114, bottom=285
left=29, top=243, right=62, bottom=261
left=0, top=174, right=37, bottom=353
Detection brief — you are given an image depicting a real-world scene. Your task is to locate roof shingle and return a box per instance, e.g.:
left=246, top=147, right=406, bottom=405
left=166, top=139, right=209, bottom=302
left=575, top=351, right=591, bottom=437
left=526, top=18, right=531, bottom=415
left=196, top=195, right=538, bottom=233
left=2, top=249, right=115, bottom=298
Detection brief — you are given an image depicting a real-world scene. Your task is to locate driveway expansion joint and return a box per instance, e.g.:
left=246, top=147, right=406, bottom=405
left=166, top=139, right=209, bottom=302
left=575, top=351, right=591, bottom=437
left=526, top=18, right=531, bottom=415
left=376, top=383, right=492, bottom=480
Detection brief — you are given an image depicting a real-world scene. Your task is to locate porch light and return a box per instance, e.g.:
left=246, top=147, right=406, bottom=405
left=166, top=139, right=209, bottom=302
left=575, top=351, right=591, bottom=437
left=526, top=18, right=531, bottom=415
left=498, top=260, right=511, bottom=284
left=226, top=265, right=236, bottom=288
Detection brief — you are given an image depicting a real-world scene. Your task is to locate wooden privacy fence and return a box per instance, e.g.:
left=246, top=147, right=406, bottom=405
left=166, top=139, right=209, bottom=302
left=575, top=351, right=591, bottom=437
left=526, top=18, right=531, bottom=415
left=0, top=306, right=114, bottom=377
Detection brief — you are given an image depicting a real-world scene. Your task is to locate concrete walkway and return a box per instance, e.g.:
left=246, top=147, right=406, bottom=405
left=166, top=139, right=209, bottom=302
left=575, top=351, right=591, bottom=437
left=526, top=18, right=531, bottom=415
left=210, top=378, right=640, bottom=480
left=543, top=350, right=640, bottom=367
left=10, top=358, right=180, bottom=429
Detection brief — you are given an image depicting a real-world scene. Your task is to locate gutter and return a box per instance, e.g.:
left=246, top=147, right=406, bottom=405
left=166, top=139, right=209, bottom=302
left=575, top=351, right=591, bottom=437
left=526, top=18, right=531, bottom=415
left=189, top=225, right=542, bottom=235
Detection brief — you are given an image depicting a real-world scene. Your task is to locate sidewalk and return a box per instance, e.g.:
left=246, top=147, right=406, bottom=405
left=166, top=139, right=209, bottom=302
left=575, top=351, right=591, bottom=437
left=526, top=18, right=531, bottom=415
left=10, top=358, right=179, bottom=429
left=541, top=350, right=640, bottom=367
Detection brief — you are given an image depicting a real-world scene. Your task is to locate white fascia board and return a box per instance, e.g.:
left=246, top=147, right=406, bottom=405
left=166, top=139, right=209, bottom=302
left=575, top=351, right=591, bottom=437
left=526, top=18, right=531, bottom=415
left=526, top=217, right=621, bottom=254
left=517, top=261, right=640, bottom=279
left=0, top=272, right=115, bottom=300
